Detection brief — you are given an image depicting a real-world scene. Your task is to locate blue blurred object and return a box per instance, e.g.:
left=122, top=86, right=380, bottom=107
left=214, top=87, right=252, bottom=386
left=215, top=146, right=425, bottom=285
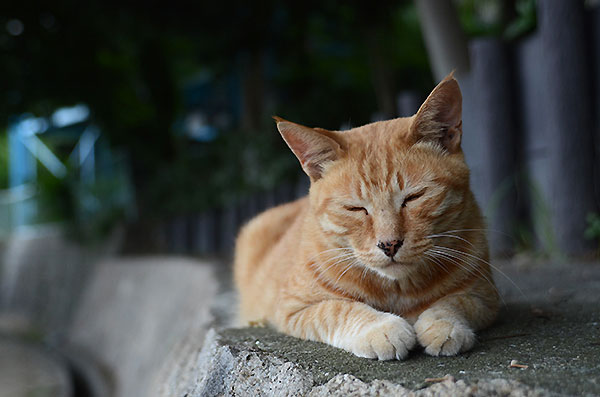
left=4, top=104, right=134, bottom=233
left=178, top=72, right=240, bottom=142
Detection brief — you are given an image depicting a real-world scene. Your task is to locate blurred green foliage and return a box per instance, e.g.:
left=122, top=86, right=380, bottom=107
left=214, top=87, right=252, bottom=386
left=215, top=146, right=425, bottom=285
left=34, top=151, right=134, bottom=241
left=149, top=129, right=298, bottom=214
left=0, top=132, right=8, bottom=189
left=35, top=165, right=73, bottom=224
left=504, top=0, right=538, bottom=40
left=585, top=213, right=600, bottom=250
left=456, top=0, right=537, bottom=40
left=1, top=1, right=431, bottom=222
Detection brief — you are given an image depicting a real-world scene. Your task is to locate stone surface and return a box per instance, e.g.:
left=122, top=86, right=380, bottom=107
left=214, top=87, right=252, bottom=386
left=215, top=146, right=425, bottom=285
left=0, top=338, right=71, bottom=397
left=0, top=225, right=121, bottom=342
left=186, top=328, right=314, bottom=397
left=308, top=375, right=553, bottom=397
left=175, top=260, right=600, bottom=396
left=180, top=328, right=561, bottom=397
left=67, top=257, right=218, bottom=397
left=1, top=239, right=598, bottom=396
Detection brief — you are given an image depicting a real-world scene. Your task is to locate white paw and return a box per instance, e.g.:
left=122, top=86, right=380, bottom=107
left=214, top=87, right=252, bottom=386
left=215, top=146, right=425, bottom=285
left=345, top=314, right=416, bottom=360
left=414, top=312, right=475, bottom=356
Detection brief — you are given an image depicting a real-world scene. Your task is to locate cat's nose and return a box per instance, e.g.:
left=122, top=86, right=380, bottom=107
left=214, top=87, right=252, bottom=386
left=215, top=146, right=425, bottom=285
left=377, top=239, right=403, bottom=258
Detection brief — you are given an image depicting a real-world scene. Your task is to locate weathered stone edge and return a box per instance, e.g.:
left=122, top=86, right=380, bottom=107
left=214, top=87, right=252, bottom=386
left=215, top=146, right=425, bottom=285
left=182, top=328, right=562, bottom=397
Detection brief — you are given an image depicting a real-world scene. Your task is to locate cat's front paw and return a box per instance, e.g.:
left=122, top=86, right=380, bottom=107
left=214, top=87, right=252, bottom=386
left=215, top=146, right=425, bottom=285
left=414, top=312, right=475, bottom=356
left=348, top=314, right=416, bottom=360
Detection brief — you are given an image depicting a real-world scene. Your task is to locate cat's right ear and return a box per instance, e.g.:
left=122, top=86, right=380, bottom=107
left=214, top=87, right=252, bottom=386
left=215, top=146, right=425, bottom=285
left=410, top=72, right=463, bottom=153
left=274, top=116, right=344, bottom=181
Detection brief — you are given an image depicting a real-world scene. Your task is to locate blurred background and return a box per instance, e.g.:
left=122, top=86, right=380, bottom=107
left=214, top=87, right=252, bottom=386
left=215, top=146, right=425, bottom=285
left=1, top=1, right=600, bottom=396
left=2, top=0, right=599, bottom=258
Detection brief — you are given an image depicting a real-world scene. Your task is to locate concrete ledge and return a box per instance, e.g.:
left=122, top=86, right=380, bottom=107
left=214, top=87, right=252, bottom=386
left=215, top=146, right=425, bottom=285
left=4, top=241, right=597, bottom=396
left=171, top=261, right=600, bottom=397
left=191, top=328, right=313, bottom=396
left=0, top=338, right=72, bottom=397
left=310, top=375, right=547, bottom=396
left=67, top=257, right=219, bottom=397
left=178, top=327, right=559, bottom=396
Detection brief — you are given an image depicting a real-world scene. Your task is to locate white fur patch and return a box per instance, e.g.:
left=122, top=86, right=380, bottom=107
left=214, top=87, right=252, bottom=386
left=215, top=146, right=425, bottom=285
left=332, top=311, right=417, bottom=360
left=431, top=189, right=462, bottom=216
left=319, top=214, right=347, bottom=234
left=413, top=140, right=447, bottom=155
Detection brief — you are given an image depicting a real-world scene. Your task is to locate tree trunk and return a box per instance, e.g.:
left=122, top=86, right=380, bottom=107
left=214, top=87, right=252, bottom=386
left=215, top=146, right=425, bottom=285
left=240, top=49, right=265, bottom=131
left=535, top=0, right=596, bottom=255
left=415, top=0, right=470, bottom=80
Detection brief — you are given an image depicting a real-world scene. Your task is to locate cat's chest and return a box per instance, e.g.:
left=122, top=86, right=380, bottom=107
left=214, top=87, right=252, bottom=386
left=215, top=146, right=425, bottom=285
left=364, top=292, right=429, bottom=321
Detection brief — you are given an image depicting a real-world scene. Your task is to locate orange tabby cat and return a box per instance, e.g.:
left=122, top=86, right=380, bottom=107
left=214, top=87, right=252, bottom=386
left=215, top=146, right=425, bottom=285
left=234, top=73, right=499, bottom=360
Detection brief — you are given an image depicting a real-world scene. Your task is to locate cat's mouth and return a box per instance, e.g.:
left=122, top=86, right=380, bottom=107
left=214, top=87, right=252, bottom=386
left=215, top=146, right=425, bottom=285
left=382, top=259, right=413, bottom=268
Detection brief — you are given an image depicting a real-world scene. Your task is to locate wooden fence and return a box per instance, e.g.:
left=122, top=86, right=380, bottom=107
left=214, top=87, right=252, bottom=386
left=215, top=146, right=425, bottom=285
left=164, top=1, right=600, bottom=257
left=163, top=176, right=310, bottom=256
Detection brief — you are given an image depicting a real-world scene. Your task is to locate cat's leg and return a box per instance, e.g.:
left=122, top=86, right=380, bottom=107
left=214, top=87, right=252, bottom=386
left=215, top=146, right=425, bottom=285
left=414, top=283, right=499, bottom=356
left=276, top=299, right=417, bottom=360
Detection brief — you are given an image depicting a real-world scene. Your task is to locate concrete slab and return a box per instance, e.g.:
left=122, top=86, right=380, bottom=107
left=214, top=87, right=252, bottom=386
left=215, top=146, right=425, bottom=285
left=67, top=257, right=219, bottom=397
left=0, top=338, right=71, bottom=397
left=184, top=260, right=600, bottom=396
left=0, top=225, right=121, bottom=342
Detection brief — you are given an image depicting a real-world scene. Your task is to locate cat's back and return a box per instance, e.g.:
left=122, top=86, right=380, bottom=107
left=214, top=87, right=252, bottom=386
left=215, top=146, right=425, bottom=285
left=234, top=197, right=308, bottom=324
left=234, top=197, right=307, bottom=288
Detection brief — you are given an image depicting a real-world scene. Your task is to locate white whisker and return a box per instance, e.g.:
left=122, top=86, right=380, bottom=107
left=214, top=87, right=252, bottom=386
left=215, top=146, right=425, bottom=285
left=427, top=248, right=506, bottom=307
left=307, top=247, right=354, bottom=263
left=318, top=253, right=357, bottom=273
left=434, top=245, right=524, bottom=299
left=360, top=266, right=370, bottom=282
left=334, top=259, right=360, bottom=284
left=423, top=252, right=450, bottom=274
left=426, top=233, right=476, bottom=249
left=441, top=228, right=514, bottom=239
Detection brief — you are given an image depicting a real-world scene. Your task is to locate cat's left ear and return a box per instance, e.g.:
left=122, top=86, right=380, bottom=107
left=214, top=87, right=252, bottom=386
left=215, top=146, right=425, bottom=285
left=274, top=116, right=344, bottom=181
left=410, top=72, right=462, bottom=153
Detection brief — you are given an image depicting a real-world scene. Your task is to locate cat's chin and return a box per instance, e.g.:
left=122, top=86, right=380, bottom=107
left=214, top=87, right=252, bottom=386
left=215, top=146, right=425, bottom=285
left=372, top=261, right=415, bottom=280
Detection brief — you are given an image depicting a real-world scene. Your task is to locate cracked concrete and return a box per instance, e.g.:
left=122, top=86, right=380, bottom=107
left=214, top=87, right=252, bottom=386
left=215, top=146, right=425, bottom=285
left=179, top=260, right=600, bottom=396
left=1, top=243, right=598, bottom=396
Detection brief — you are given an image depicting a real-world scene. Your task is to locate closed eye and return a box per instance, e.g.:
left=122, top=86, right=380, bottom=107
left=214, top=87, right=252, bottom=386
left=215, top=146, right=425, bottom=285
left=402, top=190, right=426, bottom=207
left=346, top=206, right=368, bottom=215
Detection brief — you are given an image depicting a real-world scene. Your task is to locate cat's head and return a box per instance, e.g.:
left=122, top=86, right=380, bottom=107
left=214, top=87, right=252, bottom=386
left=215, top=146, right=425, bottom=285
left=275, top=74, right=480, bottom=280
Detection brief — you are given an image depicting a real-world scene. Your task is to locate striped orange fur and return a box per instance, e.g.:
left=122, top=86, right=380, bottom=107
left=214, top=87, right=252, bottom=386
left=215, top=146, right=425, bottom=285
left=234, top=74, right=499, bottom=360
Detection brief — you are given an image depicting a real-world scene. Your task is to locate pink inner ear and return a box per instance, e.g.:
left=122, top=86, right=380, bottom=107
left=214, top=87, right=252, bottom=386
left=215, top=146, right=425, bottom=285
left=284, top=133, right=310, bottom=166
left=441, top=123, right=462, bottom=152
left=411, top=77, right=463, bottom=152
left=424, top=78, right=462, bottom=128
left=437, top=98, right=461, bottom=129
left=276, top=120, right=342, bottom=180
